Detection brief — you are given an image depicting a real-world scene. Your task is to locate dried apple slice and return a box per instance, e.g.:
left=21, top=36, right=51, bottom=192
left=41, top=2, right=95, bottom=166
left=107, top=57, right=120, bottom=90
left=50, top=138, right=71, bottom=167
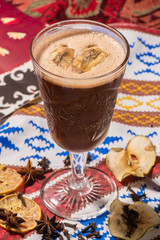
left=0, top=194, right=41, bottom=233
left=127, top=135, right=156, bottom=177
left=0, top=165, right=23, bottom=196
left=106, top=136, right=156, bottom=181
left=108, top=199, right=160, bottom=240
left=106, top=148, right=132, bottom=181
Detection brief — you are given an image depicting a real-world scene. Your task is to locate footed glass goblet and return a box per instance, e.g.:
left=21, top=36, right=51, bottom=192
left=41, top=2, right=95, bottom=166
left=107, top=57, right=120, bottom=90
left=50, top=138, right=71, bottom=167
left=30, top=20, right=129, bottom=220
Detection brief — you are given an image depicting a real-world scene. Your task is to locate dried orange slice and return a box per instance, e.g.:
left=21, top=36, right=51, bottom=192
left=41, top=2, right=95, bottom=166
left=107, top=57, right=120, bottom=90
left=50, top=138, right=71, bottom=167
left=0, top=165, right=23, bottom=196
left=0, top=193, right=41, bottom=233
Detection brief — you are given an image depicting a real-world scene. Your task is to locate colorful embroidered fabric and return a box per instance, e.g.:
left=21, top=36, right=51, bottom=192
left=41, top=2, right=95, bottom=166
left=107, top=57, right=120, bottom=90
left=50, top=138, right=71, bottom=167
left=0, top=0, right=44, bottom=121
left=5, top=0, right=160, bottom=29
left=0, top=0, right=160, bottom=239
left=6, top=0, right=160, bottom=29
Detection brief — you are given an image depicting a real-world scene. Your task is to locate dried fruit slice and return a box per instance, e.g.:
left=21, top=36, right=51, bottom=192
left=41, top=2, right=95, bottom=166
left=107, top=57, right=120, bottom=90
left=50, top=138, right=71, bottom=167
left=127, top=135, right=156, bottom=177
left=72, top=46, right=108, bottom=73
left=106, top=136, right=156, bottom=181
left=0, top=165, right=23, bottom=196
left=0, top=194, right=41, bottom=233
left=52, top=46, right=74, bottom=69
left=106, top=148, right=132, bottom=181
left=109, top=199, right=160, bottom=240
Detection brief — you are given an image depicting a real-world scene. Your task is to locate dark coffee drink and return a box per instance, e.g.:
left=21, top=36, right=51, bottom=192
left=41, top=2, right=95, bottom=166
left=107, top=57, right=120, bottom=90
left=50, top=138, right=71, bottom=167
left=33, top=28, right=126, bottom=152
left=37, top=74, right=123, bottom=152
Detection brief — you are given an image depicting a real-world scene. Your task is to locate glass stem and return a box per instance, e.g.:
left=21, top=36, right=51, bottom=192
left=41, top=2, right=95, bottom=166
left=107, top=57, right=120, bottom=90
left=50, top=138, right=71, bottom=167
left=69, top=152, right=88, bottom=190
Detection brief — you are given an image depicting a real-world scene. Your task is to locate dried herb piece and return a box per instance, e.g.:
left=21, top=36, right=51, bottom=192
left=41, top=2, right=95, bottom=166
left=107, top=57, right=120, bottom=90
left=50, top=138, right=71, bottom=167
left=77, top=232, right=86, bottom=240
left=6, top=212, right=25, bottom=229
left=80, top=222, right=99, bottom=239
left=85, top=231, right=100, bottom=238
left=0, top=208, right=8, bottom=221
left=38, top=157, right=50, bottom=170
left=81, top=222, right=96, bottom=233
left=63, top=228, right=71, bottom=240
left=64, top=222, right=77, bottom=230
left=42, top=232, right=63, bottom=240
left=35, top=212, right=66, bottom=240
left=63, top=155, right=71, bottom=167
left=0, top=208, right=25, bottom=229
left=17, top=159, right=44, bottom=184
left=86, top=154, right=92, bottom=164
left=127, top=186, right=147, bottom=202
left=54, top=222, right=64, bottom=232
left=17, top=192, right=26, bottom=207
left=121, top=204, right=139, bottom=238
left=35, top=212, right=57, bottom=235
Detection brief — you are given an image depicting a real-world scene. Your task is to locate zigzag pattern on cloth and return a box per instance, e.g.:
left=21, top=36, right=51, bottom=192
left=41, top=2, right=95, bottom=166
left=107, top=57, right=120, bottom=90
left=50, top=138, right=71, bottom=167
left=13, top=103, right=160, bottom=127
left=113, top=110, right=160, bottom=127
left=120, top=79, right=160, bottom=95
left=13, top=103, right=46, bottom=118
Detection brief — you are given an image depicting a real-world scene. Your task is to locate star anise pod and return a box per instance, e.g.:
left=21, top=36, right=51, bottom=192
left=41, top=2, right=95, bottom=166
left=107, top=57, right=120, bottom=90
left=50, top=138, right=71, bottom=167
left=86, top=153, right=92, bottom=164
left=37, top=157, right=53, bottom=173
left=63, top=155, right=71, bottom=167
left=17, top=159, right=44, bottom=184
left=38, top=157, right=50, bottom=170
left=42, top=232, right=63, bottom=240
left=0, top=208, right=7, bottom=221
left=0, top=208, right=25, bottom=229
left=35, top=212, right=58, bottom=235
left=6, top=213, right=25, bottom=228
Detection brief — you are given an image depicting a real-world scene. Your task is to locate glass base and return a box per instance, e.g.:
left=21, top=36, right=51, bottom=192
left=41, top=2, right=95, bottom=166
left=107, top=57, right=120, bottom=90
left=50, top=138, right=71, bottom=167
left=40, top=167, right=117, bottom=220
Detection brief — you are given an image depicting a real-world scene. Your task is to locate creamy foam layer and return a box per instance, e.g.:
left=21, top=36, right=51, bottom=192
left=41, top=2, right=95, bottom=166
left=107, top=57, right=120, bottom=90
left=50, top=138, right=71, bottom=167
left=33, top=29, right=126, bottom=88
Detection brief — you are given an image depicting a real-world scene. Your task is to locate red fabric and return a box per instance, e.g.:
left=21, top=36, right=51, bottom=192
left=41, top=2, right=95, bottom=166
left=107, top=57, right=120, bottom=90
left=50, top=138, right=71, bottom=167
left=6, top=0, right=160, bottom=30
left=0, top=0, right=44, bottom=74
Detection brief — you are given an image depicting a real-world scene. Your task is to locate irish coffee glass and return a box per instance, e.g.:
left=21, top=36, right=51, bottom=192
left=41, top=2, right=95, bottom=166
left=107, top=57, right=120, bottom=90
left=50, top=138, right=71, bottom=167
left=30, top=20, right=129, bottom=220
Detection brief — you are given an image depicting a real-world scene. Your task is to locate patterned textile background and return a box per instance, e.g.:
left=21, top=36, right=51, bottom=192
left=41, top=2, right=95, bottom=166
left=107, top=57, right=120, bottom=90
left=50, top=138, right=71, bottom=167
left=1, top=0, right=160, bottom=121
left=5, top=0, right=160, bottom=29
left=0, top=0, right=44, bottom=121
left=0, top=0, right=160, bottom=240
